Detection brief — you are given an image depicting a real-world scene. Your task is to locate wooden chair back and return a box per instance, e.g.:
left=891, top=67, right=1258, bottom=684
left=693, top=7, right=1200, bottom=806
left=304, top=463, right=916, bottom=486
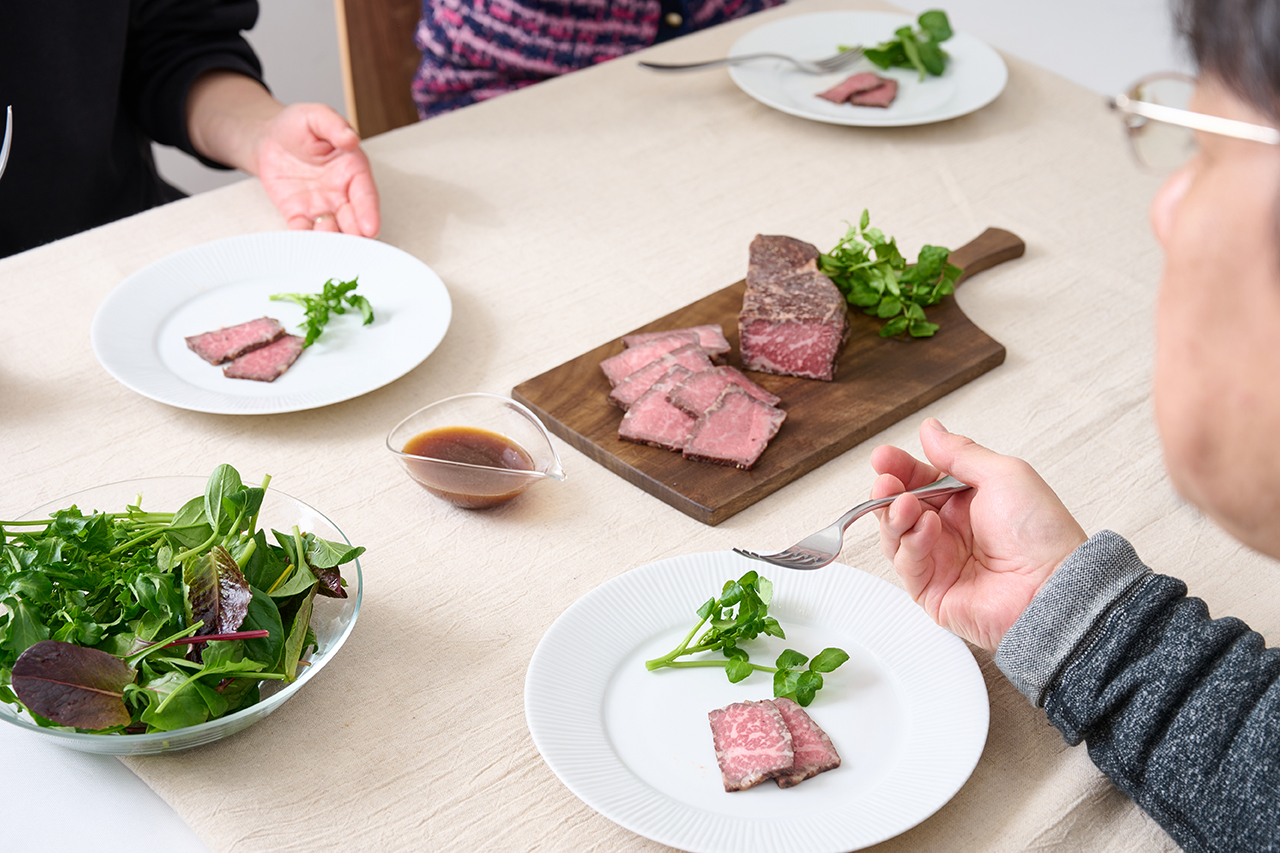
left=333, top=0, right=422, bottom=138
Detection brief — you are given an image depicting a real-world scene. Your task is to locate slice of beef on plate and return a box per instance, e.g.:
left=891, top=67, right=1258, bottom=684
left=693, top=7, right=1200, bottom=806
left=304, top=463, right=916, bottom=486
left=708, top=699, right=795, bottom=792
left=622, top=324, right=731, bottom=361
left=771, top=697, right=841, bottom=787
left=222, top=334, right=305, bottom=382
left=816, top=71, right=886, bottom=103
left=739, top=235, right=849, bottom=382
left=849, top=78, right=898, bottom=108
left=618, top=366, right=696, bottom=450
left=667, top=365, right=780, bottom=416
left=185, top=317, right=285, bottom=365
left=608, top=343, right=714, bottom=410
left=599, top=330, right=700, bottom=386
left=682, top=384, right=786, bottom=470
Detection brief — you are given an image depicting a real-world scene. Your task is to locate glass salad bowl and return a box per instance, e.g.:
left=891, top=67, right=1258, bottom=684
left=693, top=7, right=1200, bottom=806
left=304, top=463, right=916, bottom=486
left=387, top=392, right=566, bottom=508
left=0, top=476, right=362, bottom=755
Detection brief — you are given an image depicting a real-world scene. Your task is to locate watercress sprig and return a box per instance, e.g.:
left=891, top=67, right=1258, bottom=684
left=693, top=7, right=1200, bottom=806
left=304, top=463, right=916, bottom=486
left=842, top=9, right=955, bottom=81
left=645, top=570, right=849, bottom=706
left=818, top=209, right=961, bottom=338
left=270, top=276, right=374, bottom=347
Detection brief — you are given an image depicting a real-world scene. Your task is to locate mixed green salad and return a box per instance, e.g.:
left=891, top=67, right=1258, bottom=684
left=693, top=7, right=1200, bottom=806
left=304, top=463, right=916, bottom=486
left=0, top=465, right=363, bottom=734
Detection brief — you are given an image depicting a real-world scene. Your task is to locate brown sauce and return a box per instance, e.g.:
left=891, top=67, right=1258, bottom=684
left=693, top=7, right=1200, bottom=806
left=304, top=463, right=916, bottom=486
left=402, top=426, right=536, bottom=509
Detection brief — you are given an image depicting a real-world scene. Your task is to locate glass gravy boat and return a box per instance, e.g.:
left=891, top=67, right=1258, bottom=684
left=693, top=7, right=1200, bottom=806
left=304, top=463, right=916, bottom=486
left=387, top=393, right=566, bottom=508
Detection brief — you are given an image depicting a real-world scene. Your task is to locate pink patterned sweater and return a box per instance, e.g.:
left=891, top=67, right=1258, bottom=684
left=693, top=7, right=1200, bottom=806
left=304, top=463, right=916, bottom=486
left=413, top=0, right=783, bottom=118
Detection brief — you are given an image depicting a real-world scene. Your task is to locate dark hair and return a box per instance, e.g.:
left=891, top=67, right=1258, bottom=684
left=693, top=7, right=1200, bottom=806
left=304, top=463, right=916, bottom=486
left=1178, top=0, right=1280, bottom=120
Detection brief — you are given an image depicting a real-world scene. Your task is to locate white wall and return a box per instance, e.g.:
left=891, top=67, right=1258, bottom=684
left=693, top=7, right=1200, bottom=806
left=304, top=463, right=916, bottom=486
left=153, top=0, right=1194, bottom=196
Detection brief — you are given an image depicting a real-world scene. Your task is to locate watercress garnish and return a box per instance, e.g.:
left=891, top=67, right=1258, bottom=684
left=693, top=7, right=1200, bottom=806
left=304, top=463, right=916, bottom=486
left=644, top=570, right=849, bottom=706
left=844, top=9, right=954, bottom=81
left=270, top=276, right=374, bottom=347
left=818, top=209, right=961, bottom=338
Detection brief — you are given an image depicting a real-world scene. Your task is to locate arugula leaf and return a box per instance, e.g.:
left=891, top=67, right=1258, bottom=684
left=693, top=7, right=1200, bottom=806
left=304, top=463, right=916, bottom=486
left=270, top=276, right=375, bottom=347
left=645, top=572, right=847, bottom=706
left=818, top=210, right=961, bottom=338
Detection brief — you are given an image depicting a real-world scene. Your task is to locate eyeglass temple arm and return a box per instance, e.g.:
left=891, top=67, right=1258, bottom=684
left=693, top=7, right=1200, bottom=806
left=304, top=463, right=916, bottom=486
left=1111, top=93, right=1280, bottom=145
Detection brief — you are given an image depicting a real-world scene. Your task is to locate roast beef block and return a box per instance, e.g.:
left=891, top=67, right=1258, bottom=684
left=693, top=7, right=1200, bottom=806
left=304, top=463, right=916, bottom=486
left=849, top=78, right=898, bottom=108
left=618, top=366, right=695, bottom=450
left=739, top=234, right=849, bottom=381
left=185, top=317, right=286, bottom=365
left=622, top=324, right=731, bottom=361
left=668, top=365, right=780, bottom=416
left=771, top=697, right=841, bottom=787
left=682, top=385, right=786, bottom=470
left=599, top=331, right=699, bottom=386
left=222, top=334, right=305, bottom=382
left=608, top=343, right=714, bottom=410
left=816, top=71, right=887, bottom=103
left=708, top=699, right=795, bottom=792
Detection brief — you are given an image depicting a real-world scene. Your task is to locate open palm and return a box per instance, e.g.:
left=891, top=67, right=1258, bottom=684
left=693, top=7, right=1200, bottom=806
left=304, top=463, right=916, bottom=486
left=255, top=104, right=380, bottom=238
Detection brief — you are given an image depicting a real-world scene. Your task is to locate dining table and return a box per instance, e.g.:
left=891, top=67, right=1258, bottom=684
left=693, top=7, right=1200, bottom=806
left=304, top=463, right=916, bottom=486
left=3, top=0, right=1276, bottom=850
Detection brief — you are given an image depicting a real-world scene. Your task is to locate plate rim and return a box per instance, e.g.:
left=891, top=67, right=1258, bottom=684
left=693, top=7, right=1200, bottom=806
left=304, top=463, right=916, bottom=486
left=524, top=551, right=990, bottom=853
left=727, top=10, right=1009, bottom=128
left=90, top=231, right=452, bottom=415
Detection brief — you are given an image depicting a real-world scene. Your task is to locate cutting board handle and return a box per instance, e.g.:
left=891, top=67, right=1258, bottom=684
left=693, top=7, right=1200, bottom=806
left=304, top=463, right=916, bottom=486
left=949, top=228, right=1025, bottom=286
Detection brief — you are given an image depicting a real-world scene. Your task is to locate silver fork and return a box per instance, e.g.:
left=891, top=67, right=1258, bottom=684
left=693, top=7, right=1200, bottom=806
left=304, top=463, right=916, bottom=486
left=734, top=475, right=971, bottom=570
left=638, top=46, right=863, bottom=74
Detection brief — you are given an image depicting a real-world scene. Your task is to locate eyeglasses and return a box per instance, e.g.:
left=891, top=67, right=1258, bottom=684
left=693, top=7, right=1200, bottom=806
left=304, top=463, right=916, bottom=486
left=1108, top=72, right=1280, bottom=172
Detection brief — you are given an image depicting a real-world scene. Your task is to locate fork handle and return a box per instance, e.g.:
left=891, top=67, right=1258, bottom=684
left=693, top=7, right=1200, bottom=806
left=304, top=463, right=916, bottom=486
left=836, top=475, right=970, bottom=533
left=638, top=53, right=796, bottom=72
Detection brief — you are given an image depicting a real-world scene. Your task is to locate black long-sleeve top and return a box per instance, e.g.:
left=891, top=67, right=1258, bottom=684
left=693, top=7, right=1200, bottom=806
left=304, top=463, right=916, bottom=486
left=0, top=0, right=264, bottom=258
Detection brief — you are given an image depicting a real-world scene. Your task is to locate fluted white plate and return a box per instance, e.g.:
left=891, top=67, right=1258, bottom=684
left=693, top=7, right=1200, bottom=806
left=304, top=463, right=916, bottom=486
left=91, top=232, right=451, bottom=414
left=525, top=551, right=988, bottom=853
left=728, top=11, right=1007, bottom=127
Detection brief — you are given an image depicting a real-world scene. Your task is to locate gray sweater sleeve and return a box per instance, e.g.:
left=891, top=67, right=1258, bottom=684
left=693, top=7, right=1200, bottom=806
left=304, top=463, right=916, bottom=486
left=995, top=531, right=1280, bottom=852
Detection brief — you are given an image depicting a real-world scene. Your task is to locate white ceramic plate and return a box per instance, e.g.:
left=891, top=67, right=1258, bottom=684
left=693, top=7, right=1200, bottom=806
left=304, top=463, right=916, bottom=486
left=728, top=11, right=1008, bottom=127
left=91, top=231, right=451, bottom=415
left=524, top=551, right=989, bottom=853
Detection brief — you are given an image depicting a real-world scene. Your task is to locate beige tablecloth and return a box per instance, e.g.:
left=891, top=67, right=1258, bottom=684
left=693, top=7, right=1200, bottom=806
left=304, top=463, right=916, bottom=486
left=3, top=0, right=1275, bottom=850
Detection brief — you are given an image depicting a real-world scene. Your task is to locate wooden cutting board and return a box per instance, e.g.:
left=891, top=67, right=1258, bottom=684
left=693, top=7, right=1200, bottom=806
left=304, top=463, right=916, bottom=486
left=512, top=228, right=1024, bottom=525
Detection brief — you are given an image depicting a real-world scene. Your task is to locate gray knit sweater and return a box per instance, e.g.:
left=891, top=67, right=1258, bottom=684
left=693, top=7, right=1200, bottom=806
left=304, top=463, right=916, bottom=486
left=996, top=531, right=1280, bottom=851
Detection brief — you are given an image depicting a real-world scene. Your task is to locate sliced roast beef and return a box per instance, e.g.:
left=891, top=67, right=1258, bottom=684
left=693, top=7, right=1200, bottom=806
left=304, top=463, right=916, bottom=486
left=668, top=365, right=780, bottom=416
left=608, top=343, right=714, bottom=410
left=816, top=71, right=886, bottom=103
left=185, top=317, right=286, bottom=365
left=771, top=697, right=841, bottom=787
left=618, top=366, right=696, bottom=450
left=599, top=331, right=700, bottom=386
left=622, top=324, right=731, bottom=361
left=849, top=78, right=898, bottom=108
left=739, top=234, right=849, bottom=381
left=682, top=385, right=786, bottom=470
left=708, top=699, right=795, bottom=792
left=222, top=334, right=305, bottom=382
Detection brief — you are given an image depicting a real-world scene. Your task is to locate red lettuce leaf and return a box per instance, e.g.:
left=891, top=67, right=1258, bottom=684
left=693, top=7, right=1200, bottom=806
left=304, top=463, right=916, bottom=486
left=11, top=640, right=135, bottom=729
left=184, top=545, right=252, bottom=639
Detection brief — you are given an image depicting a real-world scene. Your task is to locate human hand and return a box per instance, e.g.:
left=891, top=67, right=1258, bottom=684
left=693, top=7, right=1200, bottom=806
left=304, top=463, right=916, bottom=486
left=871, top=419, right=1087, bottom=650
left=254, top=103, right=380, bottom=238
